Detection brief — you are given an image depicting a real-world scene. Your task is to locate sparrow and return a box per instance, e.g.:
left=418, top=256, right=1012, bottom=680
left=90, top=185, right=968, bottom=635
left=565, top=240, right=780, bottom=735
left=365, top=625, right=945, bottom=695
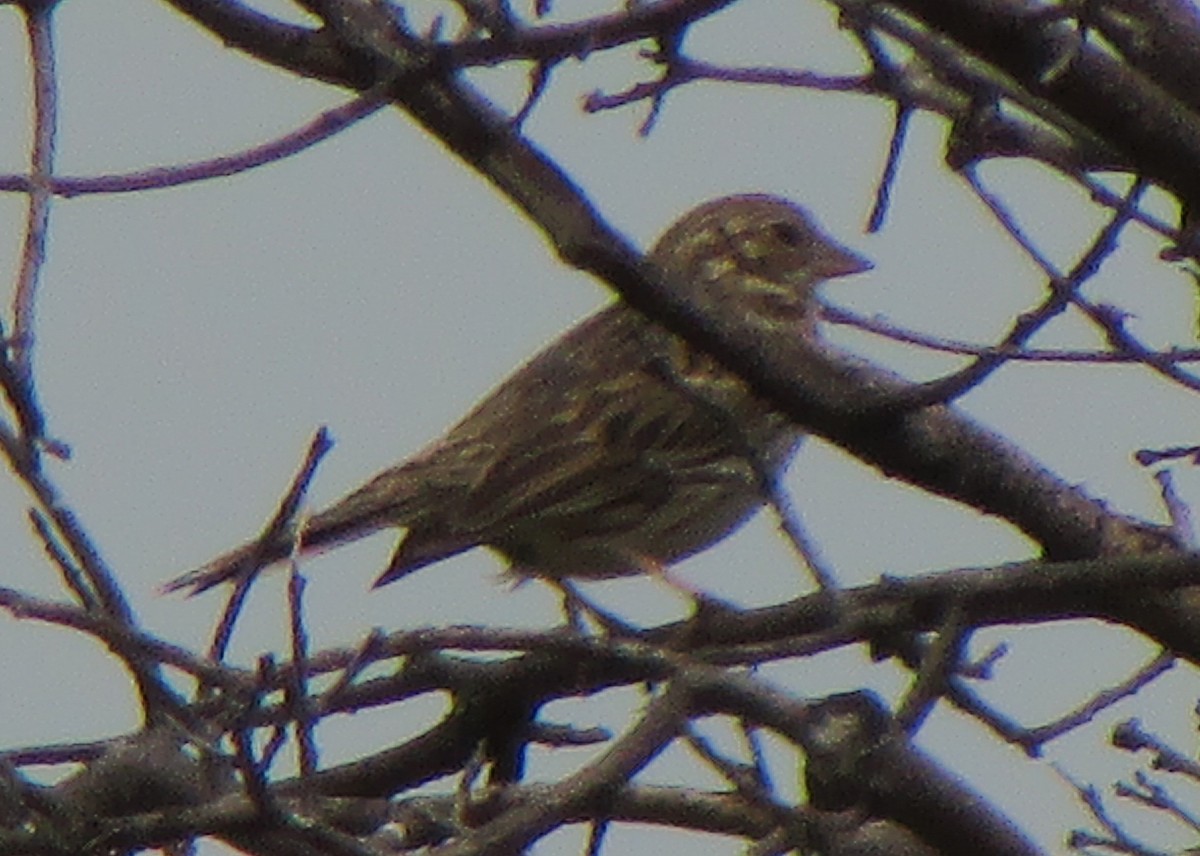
left=165, top=194, right=870, bottom=595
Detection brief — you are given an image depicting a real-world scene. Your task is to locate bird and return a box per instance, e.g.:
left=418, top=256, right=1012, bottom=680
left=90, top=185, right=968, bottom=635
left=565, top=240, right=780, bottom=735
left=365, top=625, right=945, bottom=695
left=164, top=194, right=871, bottom=596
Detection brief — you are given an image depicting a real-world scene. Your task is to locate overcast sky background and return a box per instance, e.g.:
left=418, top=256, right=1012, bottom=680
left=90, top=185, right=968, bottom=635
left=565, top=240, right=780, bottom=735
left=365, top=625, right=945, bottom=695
left=1, top=1, right=1200, bottom=853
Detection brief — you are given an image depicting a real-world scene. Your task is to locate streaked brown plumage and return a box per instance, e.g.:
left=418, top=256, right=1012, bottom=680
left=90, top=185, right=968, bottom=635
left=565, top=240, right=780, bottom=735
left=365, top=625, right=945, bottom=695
left=165, top=195, right=870, bottom=595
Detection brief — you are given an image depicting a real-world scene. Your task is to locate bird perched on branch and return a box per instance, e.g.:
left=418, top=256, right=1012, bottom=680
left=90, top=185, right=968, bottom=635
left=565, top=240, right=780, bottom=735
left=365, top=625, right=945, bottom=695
left=165, top=194, right=870, bottom=596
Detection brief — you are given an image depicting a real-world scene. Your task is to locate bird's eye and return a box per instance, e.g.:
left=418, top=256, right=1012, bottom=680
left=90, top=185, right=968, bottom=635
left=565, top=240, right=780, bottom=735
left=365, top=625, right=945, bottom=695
left=769, top=221, right=803, bottom=246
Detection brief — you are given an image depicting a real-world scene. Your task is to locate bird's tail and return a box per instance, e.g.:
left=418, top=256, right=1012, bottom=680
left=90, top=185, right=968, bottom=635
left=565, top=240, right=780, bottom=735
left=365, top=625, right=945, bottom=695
left=159, top=531, right=296, bottom=596
left=162, top=463, right=432, bottom=596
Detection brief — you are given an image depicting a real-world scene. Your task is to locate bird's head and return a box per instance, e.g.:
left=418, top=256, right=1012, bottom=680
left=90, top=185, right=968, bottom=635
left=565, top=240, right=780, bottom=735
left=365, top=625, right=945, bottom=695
left=648, top=194, right=871, bottom=324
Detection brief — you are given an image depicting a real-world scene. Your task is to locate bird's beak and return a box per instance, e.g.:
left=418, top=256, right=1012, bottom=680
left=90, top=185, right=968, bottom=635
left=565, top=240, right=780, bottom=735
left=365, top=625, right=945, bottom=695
left=821, top=244, right=873, bottom=280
